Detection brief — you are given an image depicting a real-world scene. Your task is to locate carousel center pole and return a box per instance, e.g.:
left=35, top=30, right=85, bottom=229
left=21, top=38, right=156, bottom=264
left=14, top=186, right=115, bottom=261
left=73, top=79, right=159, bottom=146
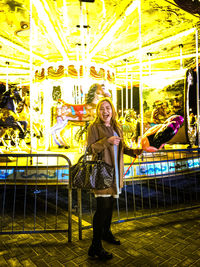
left=6, top=61, right=9, bottom=91
left=29, top=0, right=33, bottom=155
left=138, top=0, right=143, bottom=137
left=76, top=43, right=80, bottom=104
left=80, top=0, right=84, bottom=103
left=131, top=73, right=133, bottom=110
left=179, top=44, right=183, bottom=69
left=125, top=59, right=129, bottom=111
left=196, top=28, right=200, bottom=147
left=121, top=84, right=124, bottom=117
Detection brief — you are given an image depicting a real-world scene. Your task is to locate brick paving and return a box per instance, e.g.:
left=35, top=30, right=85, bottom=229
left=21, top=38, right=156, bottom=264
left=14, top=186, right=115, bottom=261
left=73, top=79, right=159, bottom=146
left=0, top=208, right=200, bottom=266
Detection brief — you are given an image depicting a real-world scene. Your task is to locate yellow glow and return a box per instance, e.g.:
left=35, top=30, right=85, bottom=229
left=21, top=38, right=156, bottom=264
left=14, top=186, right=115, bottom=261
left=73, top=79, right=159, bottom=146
left=100, top=0, right=106, bottom=18
left=116, top=52, right=199, bottom=69
left=107, top=28, right=196, bottom=64
left=0, top=57, right=30, bottom=67
left=0, top=75, right=29, bottom=82
left=33, top=0, right=68, bottom=61
left=0, top=67, right=29, bottom=74
left=142, top=69, right=186, bottom=89
left=0, top=36, right=45, bottom=62
left=90, top=19, right=124, bottom=58
left=63, top=0, right=69, bottom=29
left=63, top=78, right=74, bottom=102
left=90, top=0, right=139, bottom=59
left=125, top=0, right=139, bottom=17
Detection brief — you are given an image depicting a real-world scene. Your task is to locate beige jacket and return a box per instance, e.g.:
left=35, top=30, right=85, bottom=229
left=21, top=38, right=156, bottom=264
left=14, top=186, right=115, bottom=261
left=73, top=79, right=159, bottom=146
left=87, top=122, right=140, bottom=196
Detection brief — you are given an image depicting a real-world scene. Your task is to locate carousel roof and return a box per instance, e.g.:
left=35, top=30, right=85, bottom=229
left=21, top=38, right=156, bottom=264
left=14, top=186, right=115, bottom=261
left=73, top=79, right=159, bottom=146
left=0, top=0, right=199, bottom=87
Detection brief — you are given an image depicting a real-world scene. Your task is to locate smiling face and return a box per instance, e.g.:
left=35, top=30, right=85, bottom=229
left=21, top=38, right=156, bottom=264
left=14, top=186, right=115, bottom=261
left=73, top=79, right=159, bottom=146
left=99, top=100, right=113, bottom=126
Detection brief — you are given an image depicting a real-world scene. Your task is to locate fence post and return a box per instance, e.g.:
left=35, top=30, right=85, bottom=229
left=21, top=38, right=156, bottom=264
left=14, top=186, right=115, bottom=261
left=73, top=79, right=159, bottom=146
left=68, top=187, right=72, bottom=242
left=77, top=188, right=82, bottom=240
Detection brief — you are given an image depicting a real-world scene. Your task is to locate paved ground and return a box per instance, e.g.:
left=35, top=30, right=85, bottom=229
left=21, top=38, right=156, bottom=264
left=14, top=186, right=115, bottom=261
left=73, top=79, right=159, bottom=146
left=0, top=207, right=200, bottom=266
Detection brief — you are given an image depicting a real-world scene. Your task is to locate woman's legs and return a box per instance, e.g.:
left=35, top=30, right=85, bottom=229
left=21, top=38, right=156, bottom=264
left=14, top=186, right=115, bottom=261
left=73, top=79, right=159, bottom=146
left=88, top=197, right=113, bottom=260
left=92, top=196, right=112, bottom=247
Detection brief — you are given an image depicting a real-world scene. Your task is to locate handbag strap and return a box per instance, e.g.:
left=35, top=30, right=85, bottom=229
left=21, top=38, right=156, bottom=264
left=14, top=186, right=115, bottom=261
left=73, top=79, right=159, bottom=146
left=82, top=144, right=102, bottom=162
left=81, top=145, right=91, bottom=162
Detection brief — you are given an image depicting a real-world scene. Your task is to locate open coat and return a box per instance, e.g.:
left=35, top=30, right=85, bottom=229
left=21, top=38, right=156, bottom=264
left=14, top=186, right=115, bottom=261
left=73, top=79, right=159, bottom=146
left=87, top=122, right=140, bottom=196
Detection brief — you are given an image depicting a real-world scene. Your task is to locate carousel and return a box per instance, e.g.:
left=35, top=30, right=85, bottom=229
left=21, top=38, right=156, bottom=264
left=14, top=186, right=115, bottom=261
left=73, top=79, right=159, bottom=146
left=0, top=0, right=200, bottom=159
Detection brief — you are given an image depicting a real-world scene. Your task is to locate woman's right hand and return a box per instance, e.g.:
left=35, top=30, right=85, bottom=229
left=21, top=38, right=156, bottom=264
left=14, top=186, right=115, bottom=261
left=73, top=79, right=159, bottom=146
left=108, top=136, right=122, bottom=146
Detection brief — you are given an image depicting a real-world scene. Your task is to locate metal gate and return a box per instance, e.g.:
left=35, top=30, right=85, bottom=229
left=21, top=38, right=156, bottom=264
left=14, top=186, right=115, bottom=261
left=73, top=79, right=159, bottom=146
left=73, top=148, right=200, bottom=239
left=0, top=153, right=72, bottom=241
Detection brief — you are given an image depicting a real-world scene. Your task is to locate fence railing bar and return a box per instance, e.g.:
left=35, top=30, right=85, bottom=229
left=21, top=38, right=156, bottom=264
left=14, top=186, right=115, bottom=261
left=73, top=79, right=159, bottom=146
left=44, top=158, right=49, bottom=231
left=23, top=156, right=30, bottom=231
left=111, top=204, right=200, bottom=224
left=81, top=204, right=200, bottom=230
left=161, top=177, right=166, bottom=209
left=68, top=187, right=72, bottom=242
left=147, top=180, right=151, bottom=215
left=12, top=156, right=18, bottom=232
left=0, top=229, right=69, bottom=235
left=44, top=184, right=48, bottom=231
left=130, top=162, right=136, bottom=218
left=89, top=192, right=93, bottom=225
left=55, top=157, right=59, bottom=230
left=77, top=188, right=82, bottom=240
left=124, top=182, right=128, bottom=220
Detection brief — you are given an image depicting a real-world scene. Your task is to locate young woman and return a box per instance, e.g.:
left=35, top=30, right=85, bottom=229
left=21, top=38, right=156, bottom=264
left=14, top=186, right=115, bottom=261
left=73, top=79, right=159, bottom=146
left=87, top=98, right=143, bottom=260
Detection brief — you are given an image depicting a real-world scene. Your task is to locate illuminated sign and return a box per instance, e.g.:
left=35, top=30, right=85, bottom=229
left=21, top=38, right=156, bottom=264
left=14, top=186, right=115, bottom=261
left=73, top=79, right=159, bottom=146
left=124, top=157, right=200, bottom=179
left=0, top=168, right=69, bottom=182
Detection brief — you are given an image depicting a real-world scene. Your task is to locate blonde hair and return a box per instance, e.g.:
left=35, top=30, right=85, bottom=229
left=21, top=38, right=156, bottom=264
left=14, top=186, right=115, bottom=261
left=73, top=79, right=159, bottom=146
left=94, top=98, right=120, bottom=130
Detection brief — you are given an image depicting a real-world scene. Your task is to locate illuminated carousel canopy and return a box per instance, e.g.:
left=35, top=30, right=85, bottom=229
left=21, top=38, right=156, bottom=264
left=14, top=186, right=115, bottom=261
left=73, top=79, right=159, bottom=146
left=0, top=0, right=199, bottom=86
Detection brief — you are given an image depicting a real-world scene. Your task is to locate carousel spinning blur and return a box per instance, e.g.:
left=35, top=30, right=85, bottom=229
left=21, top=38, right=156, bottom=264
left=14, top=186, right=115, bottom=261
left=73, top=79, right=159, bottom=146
left=0, top=83, right=43, bottom=153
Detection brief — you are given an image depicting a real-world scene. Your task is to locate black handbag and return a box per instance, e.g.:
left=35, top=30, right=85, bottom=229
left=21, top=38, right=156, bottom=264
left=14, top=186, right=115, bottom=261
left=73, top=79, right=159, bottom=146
left=71, top=146, right=114, bottom=190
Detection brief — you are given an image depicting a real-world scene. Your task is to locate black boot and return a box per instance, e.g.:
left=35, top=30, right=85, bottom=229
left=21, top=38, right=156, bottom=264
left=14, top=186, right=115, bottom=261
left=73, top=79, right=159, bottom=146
left=88, top=243, right=113, bottom=260
left=88, top=197, right=113, bottom=260
left=102, top=230, right=121, bottom=245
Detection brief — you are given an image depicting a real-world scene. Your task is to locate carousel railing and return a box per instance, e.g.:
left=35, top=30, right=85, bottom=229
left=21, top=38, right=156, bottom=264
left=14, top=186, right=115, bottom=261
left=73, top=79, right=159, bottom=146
left=0, top=153, right=72, bottom=241
left=74, top=148, right=200, bottom=240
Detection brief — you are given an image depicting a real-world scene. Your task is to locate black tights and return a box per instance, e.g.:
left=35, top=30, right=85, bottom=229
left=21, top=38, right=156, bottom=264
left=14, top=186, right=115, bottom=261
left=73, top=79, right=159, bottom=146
left=92, top=196, right=114, bottom=247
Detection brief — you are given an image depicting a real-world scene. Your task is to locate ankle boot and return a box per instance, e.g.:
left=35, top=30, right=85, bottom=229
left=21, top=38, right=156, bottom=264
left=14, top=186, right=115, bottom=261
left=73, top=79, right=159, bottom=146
left=102, top=230, right=121, bottom=245
left=88, top=244, right=113, bottom=260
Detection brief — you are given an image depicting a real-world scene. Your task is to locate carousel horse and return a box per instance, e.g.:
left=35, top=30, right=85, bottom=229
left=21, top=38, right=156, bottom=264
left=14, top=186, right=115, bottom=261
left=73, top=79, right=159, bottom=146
left=140, top=115, right=184, bottom=152
left=0, top=86, right=28, bottom=147
left=16, top=95, right=44, bottom=144
left=120, top=109, right=140, bottom=142
left=0, top=86, right=22, bottom=110
left=51, top=83, right=111, bottom=147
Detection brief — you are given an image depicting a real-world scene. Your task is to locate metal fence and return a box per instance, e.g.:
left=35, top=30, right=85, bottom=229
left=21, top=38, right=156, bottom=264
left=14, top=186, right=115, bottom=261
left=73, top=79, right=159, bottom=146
left=74, top=148, right=200, bottom=240
left=0, top=153, right=72, bottom=241
left=1, top=149, right=200, bottom=242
